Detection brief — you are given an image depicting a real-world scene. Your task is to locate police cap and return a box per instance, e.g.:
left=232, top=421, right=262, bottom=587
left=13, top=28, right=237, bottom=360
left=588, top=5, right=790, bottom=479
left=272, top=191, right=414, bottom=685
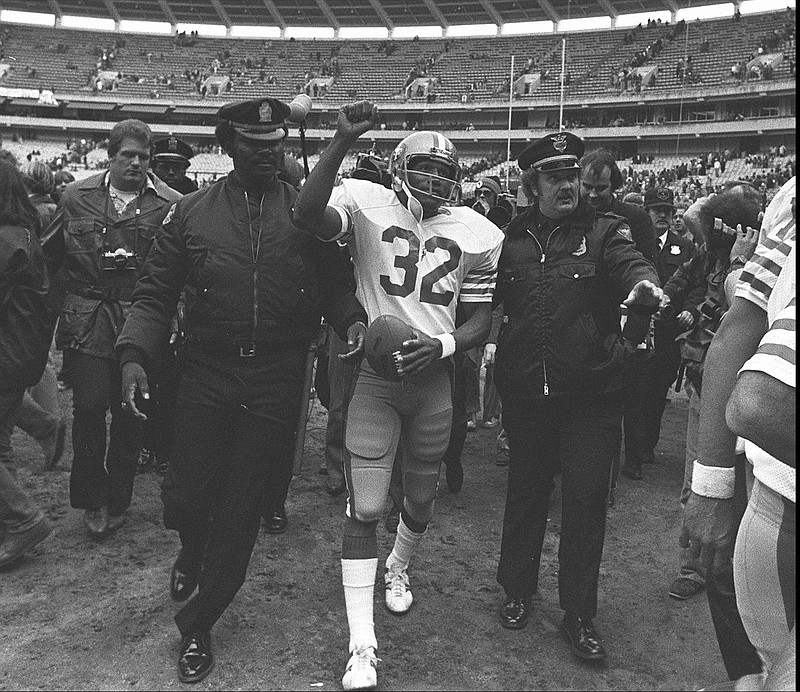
left=476, top=177, right=502, bottom=197
left=217, top=97, right=291, bottom=141
left=153, top=136, right=194, bottom=164
left=644, top=187, right=675, bottom=208
left=518, top=131, right=584, bottom=172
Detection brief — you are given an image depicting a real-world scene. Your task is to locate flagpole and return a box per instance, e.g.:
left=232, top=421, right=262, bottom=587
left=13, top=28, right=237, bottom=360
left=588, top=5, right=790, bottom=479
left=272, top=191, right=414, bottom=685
left=559, top=37, right=567, bottom=131
left=506, top=54, right=515, bottom=193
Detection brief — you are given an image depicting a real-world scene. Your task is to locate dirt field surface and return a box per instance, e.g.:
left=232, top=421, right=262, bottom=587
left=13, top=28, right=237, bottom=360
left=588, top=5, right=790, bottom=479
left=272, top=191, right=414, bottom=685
left=1, top=384, right=728, bottom=691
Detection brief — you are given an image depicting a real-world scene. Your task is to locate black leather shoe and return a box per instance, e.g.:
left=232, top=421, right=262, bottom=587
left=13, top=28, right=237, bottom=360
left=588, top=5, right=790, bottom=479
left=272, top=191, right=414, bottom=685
left=170, top=553, right=200, bottom=603
left=445, top=460, right=464, bottom=493
left=178, top=631, right=214, bottom=684
left=263, top=507, right=288, bottom=534
left=561, top=613, right=607, bottom=661
left=136, top=448, right=153, bottom=474
left=621, top=464, right=643, bottom=481
left=500, top=596, right=530, bottom=630
left=154, top=457, right=170, bottom=476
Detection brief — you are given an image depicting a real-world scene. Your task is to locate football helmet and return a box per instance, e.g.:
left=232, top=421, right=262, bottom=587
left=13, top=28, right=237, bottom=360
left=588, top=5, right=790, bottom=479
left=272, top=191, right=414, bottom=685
left=351, top=152, right=389, bottom=186
left=389, top=131, right=461, bottom=204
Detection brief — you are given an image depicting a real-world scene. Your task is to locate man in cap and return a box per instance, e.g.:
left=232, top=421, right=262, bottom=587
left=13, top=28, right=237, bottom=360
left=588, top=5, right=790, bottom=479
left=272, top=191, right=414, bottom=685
left=139, top=135, right=197, bottom=478
left=152, top=136, right=198, bottom=195
left=116, top=97, right=368, bottom=684
left=293, top=101, right=503, bottom=691
left=492, top=131, right=663, bottom=661
left=620, top=187, right=695, bottom=481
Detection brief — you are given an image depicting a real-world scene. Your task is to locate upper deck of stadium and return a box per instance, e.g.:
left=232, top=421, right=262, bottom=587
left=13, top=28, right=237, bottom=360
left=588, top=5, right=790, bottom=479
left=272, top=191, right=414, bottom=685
left=0, top=0, right=784, bottom=31
left=0, top=6, right=793, bottom=108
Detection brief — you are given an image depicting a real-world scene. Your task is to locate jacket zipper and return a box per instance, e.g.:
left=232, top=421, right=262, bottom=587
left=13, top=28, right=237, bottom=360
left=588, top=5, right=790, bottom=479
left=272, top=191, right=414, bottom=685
left=244, top=191, right=262, bottom=352
left=525, top=225, right=561, bottom=396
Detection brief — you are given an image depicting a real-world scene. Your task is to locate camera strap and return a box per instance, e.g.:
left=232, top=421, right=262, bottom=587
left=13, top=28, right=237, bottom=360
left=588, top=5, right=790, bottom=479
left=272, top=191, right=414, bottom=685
left=101, top=177, right=143, bottom=254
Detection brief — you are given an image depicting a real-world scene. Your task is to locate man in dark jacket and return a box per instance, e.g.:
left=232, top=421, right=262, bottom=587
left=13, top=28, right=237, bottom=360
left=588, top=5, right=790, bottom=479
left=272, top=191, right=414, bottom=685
left=42, top=119, right=182, bottom=539
left=494, top=132, right=664, bottom=662
left=117, top=97, right=367, bottom=684
left=579, top=148, right=658, bottom=264
left=0, top=160, right=55, bottom=568
left=620, top=187, right=696, bottom=481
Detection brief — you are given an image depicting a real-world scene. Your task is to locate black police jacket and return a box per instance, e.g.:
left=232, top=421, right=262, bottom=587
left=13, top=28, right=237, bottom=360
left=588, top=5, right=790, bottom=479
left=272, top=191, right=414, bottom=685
left=494, top=201, right=660, bottom=401
left=116, top=173, right=366, bottom=363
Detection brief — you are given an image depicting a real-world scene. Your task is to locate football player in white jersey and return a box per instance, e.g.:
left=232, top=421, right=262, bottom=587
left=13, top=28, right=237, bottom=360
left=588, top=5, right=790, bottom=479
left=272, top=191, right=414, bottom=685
left=294, top=101, right=504, bottom=691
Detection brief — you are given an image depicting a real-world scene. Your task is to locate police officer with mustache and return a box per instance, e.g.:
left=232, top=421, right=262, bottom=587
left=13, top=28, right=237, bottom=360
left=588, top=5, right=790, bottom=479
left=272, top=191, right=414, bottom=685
left=493, top=132, right=664, bottom=662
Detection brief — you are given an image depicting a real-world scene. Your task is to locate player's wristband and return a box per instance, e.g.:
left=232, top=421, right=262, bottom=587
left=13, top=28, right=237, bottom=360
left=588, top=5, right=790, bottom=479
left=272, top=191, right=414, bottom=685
left=691, top=460, right=736, bottom=499
left=434, top=333, right=456, bottom=359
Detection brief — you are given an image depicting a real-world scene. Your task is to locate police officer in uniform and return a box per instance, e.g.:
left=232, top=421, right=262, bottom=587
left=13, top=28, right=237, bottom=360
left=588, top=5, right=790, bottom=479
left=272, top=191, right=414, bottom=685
left=117, top=97, right=367, bottom=684
left=152, top=136, right=198, bottom=195
left=42, top=119, right=181, bottom=538
left=621, top=187, right=695, bottom=480
left=140, top=136, right=196, bottom=477
left=493, top=132, right=664, bottom=661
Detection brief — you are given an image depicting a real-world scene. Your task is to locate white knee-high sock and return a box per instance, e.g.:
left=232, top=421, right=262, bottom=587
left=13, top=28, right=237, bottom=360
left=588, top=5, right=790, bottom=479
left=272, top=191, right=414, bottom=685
left=341, top=558, right=378, bottom=652
left=385, top=515, right=426, bottom=574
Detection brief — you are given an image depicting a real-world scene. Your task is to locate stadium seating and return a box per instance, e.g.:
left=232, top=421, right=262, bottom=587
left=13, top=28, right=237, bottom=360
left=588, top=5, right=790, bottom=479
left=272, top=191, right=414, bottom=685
left=0, top=11, right=793, bottom=104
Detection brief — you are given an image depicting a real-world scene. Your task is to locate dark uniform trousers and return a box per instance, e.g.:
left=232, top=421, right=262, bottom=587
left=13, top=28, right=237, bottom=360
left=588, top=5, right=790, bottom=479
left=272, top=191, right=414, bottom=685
left=69, top=352, right=140, bottom=516
left=441, top=351, right=469, bottom=474
left=622, top=319, right=682, bottom=466
left=497, top=392, right=623, bottom=617
left=141, top=337, right=181, bottom=467
left=162, top=346, right=302, bottom=637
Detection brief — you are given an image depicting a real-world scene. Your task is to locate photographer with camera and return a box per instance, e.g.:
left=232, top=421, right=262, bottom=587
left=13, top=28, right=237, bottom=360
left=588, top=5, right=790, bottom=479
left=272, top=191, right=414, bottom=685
left=41, top=119, right=181, bottom=539
left=472, top=175, right=514, bottom=229
left=661, top=183, right=763, bottom=681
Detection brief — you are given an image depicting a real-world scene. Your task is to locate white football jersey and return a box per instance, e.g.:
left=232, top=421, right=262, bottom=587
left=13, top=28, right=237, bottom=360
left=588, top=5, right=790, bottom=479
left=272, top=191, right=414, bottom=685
left=329, top=178, right=503, bottom=336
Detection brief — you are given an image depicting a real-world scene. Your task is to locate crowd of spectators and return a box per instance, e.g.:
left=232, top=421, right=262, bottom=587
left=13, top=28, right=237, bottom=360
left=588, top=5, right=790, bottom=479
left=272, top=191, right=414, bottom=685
left=610, top=20, right=688, bottom=94
left=730, top=9, right=795, bottom=82
left=617, top=148, right=795, bottom=208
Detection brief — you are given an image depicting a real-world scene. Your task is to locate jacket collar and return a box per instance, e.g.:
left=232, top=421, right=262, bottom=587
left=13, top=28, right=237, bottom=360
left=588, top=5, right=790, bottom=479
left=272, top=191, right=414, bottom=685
left=75, top=170, right=174, bottom=200
left=508, top=199, right=595, bottom=238
left=226, top=169, right=283, bottom=195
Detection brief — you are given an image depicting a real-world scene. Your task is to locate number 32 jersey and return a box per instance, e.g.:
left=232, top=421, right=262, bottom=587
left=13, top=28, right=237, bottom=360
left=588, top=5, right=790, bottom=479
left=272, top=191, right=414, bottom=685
left=330, top=178, right=504, bottom=336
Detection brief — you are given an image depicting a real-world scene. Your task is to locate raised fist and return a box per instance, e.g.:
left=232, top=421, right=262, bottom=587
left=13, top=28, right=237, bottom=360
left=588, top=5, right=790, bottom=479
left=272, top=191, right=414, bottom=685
left=336, top=101, right=379, bottom=140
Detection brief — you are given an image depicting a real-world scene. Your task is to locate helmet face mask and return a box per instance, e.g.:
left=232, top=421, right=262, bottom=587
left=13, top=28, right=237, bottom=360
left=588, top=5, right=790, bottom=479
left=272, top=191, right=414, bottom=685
left=390, top=132, right=461, bottom=206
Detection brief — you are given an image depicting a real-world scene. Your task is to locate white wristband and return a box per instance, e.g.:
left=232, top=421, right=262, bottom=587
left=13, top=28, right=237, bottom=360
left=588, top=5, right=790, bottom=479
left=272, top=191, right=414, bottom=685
left=434, top=333, right=456, bottom=359
left=691, top=460, right=736, bottom=499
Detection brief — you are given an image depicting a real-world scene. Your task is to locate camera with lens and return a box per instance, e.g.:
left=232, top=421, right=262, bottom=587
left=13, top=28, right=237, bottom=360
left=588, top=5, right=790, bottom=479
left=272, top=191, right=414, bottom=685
left=102, top=247, right=138, bottom=271
left=706, top=217, right=737, bottom=253
left=698, top=295, right=726, bottom=326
